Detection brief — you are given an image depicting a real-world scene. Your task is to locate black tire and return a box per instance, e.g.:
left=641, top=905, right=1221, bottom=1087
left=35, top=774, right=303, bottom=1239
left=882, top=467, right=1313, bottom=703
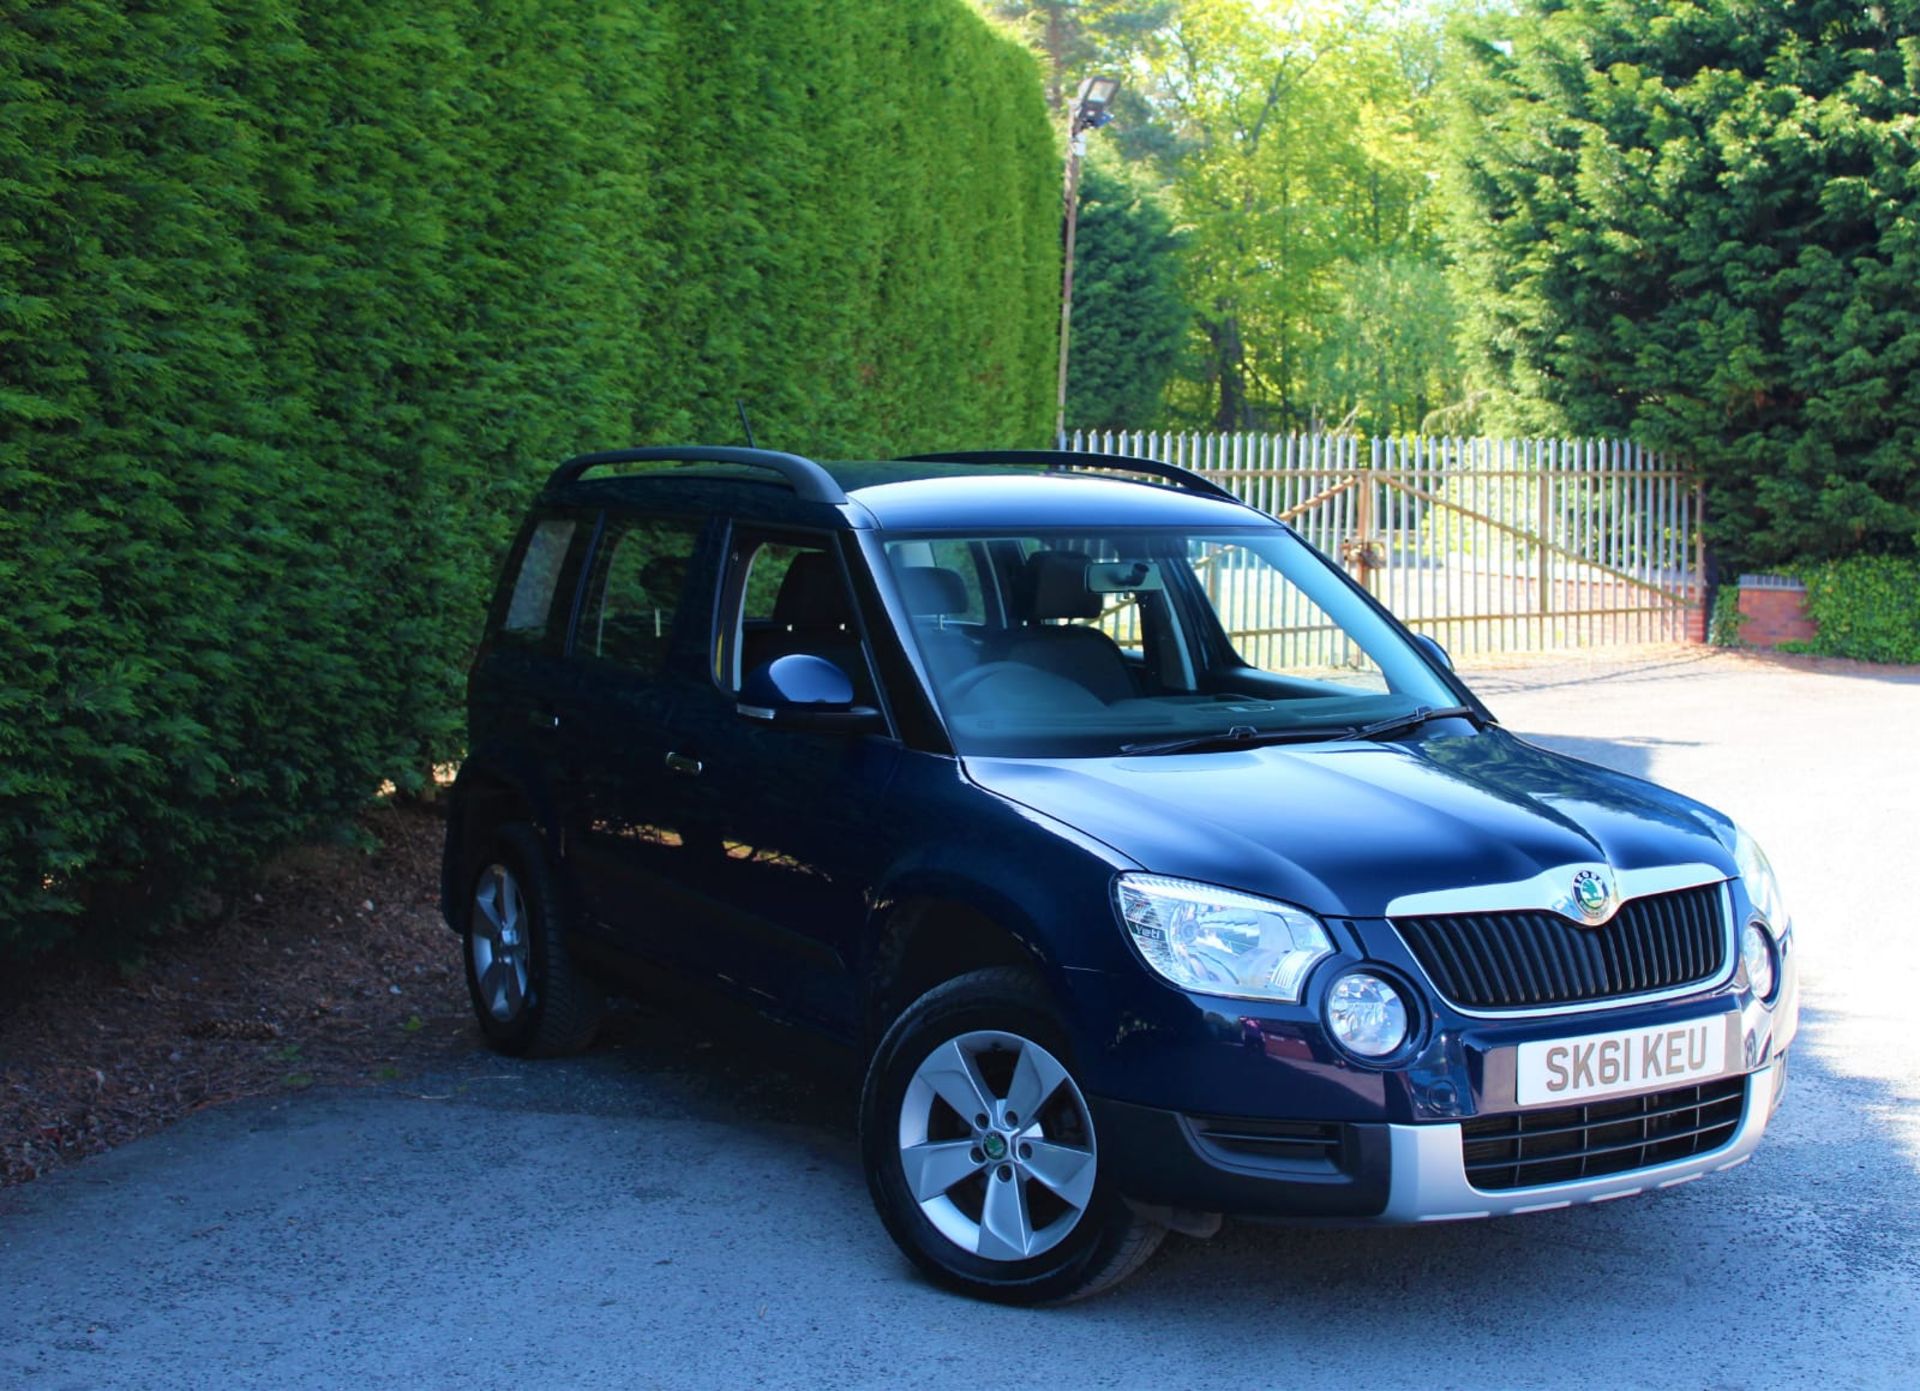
left=859, top=966, right=1165, bottom=1304
left=461, top=823, right=604, bottom=1058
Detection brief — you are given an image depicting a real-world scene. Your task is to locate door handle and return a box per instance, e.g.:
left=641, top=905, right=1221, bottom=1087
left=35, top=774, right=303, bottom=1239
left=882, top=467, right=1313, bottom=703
left=529, top=707, right=560, bottom=732
left=664, top=751, right=703, bottom=777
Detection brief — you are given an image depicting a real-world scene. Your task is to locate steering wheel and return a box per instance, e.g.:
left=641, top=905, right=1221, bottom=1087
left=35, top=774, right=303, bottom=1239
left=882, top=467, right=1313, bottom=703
left=942, top=661, right=1030, bottom=707
left=942, top=661, right=1102, bottom=711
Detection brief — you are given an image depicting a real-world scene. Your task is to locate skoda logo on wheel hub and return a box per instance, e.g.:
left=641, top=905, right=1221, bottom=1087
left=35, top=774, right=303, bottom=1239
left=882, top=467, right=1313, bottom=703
left=1571, top=868, right=1613, bottom=923
left=981, top=1132, right=1008, bottom=1161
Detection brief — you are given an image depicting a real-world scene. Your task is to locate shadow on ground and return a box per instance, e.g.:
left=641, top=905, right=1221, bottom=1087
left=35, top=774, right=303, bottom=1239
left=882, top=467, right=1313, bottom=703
left=2, top=939, right=1912, bottom=1390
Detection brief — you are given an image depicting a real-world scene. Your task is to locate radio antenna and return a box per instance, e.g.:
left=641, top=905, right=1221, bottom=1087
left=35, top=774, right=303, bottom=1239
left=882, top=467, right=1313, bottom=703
left=735, top=399, right=757, bottom=449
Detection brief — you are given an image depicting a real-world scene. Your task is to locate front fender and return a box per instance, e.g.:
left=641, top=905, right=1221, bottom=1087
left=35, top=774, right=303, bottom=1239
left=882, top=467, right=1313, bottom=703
left=856, top=752, right=1141, bottom=1061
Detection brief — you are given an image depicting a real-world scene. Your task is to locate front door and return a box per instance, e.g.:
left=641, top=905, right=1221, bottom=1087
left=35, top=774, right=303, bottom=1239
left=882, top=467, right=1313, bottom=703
left=661, top=525, right=902, bottom=1033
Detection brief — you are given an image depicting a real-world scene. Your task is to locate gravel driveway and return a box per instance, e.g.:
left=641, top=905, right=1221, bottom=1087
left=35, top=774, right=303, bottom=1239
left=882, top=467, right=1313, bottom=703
left=4, top=648, right=1917, bottom=1389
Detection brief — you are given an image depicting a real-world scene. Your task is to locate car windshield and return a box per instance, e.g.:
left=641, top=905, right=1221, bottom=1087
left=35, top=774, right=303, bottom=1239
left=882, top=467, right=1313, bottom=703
left=882, top=526, right=1458, bottom=758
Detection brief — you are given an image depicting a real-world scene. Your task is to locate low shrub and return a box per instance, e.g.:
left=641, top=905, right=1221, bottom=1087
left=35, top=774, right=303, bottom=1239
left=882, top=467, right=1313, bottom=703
left=1708, top=584, right=1746, bottom=647
left=1795, top=557, right=1920, bottom=665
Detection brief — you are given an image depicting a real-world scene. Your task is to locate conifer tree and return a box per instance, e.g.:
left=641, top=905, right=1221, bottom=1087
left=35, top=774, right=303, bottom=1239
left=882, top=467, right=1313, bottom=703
left=1066, top=161, right=1190, bottom=429
left=1446, top=0, right=1920, bottom=565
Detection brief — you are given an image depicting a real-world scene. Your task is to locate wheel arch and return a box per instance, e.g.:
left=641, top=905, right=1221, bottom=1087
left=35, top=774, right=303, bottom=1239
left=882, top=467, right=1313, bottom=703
left=860, top=876, right=1076, bottom=1048
left=441, top=754, right=563, bottom=933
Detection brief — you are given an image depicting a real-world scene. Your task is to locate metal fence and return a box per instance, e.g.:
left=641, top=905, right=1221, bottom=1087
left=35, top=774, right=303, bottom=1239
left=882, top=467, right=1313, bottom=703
left=1067, top=430, right=1704, bottom=658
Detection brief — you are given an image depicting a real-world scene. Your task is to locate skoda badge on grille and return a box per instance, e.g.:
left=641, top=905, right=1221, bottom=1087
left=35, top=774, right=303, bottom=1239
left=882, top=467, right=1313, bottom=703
left=1571, top=868, right=1613, bottom=924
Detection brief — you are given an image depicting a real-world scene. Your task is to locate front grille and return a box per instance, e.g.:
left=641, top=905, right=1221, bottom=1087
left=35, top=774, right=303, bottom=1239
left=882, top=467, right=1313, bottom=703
left=1462, top=1077, right=1746, bottom=1191
left=1185, top=1116, right=1349, bottom=1173
left=1393, top=882, right=1726, bottom=1009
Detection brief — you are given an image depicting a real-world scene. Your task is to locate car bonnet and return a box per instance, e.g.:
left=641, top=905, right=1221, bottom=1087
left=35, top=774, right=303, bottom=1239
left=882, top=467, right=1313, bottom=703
left=961, top=726, right=1736, bottom=920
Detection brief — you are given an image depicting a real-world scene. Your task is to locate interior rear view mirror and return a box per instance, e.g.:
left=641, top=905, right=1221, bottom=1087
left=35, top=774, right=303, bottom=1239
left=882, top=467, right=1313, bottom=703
left=1086, top=560, right=1164, bottom=594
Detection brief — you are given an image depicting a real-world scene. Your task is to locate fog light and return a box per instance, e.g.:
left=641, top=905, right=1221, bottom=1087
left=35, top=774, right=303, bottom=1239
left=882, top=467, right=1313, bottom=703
left=1742, top=921, right=1777, bottom=1002
left=1326, top=972, right=1409, bottom=1057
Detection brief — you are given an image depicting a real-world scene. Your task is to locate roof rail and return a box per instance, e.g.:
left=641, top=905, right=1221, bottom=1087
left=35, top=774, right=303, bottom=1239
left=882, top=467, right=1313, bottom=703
left=897, top=449, right=1242, bottom=504
left=548, top=446, right=847, bottom=505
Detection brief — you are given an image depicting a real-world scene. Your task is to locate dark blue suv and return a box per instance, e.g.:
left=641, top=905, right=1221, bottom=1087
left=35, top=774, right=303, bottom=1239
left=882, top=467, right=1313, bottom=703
left=442, top=446, right=1797, bottom=1303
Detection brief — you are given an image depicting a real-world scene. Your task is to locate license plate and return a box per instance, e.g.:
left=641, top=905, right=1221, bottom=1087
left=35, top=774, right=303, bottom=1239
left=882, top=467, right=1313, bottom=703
left=1515, top=1017, right=1729, bottom=1106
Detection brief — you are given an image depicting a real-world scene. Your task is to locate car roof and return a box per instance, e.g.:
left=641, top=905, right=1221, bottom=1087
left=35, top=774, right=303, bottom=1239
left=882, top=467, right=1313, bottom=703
left=842, top=469, right=1262, bottom=531
left=539, top=452, right=1269, bottom=533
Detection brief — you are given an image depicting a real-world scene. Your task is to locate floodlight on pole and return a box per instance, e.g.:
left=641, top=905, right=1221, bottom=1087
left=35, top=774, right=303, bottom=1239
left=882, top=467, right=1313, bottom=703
left=1076, top=76, right=1119, bottom=127
left=1055, top=75, right=1121, bottom=446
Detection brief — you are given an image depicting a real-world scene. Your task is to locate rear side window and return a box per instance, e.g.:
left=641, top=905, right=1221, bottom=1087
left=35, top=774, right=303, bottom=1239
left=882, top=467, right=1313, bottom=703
left=577, top=516, right=703, bottom=675
left=498, top=518, right=580, bottom=649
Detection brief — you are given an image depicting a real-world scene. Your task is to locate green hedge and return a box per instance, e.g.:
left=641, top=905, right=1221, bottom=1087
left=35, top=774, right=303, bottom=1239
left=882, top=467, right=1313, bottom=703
left=0, top=0, right=1059, bottom=954
left=1795, top=557, right=1920, bottom=665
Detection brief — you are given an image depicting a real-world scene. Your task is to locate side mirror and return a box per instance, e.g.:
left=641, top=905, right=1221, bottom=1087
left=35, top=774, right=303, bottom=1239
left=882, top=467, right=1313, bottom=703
left=737, top=654, right=886, bottom=734
left=1414, top=633, right=1453, bottom=671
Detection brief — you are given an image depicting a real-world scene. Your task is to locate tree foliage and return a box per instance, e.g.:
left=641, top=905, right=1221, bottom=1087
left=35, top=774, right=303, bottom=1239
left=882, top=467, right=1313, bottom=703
left=1067, top=159, right=1190, bottom=429
left=1118, top=1, right=1461, bottom=432
left=0, top=0, right=1058, bottom=954
left=981, top=1, right=1176, bottom=111
left=1445, top=0, right=1920, bottom=566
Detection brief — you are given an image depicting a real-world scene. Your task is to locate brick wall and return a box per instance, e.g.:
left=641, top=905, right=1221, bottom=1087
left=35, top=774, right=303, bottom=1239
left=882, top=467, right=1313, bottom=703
left=1684, top=590, right=1708, bottom=643
left=1738, top=581, right=1817, bottom=648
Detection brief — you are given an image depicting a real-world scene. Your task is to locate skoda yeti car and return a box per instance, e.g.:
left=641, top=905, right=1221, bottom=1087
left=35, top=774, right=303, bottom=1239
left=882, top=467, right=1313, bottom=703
left=442, top=446, right=1797, bottom=1303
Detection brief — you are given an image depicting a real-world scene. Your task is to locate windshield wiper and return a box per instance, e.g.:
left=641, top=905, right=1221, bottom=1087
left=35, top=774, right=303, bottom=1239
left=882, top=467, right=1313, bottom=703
left=1349, top=704, right=1480, bottom=742
left=1119, top=706, right=1478, bottom=757
left=1120, top=725, right=1360, bottom=757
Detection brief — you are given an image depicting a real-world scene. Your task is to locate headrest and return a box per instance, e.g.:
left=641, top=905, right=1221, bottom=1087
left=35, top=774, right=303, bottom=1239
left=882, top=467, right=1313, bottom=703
left=1019, top=550, right=1101, bottom=621
left=772, top=551, right=850, bottom=628
left=897, top=566, right=968, bottom=617
left=638, top=553, right=686, bottom=601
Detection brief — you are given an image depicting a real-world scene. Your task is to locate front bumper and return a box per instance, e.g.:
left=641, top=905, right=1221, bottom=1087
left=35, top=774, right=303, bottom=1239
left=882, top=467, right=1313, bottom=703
left=1096, top=1057, right=1784, bottom=1223
left=1377, top=1057, right=1780, bottom=1221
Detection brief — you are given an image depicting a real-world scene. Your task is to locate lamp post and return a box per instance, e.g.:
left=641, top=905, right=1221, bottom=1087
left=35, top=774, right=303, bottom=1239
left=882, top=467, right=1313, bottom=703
left=1055, top=75, right=1119, bottom=447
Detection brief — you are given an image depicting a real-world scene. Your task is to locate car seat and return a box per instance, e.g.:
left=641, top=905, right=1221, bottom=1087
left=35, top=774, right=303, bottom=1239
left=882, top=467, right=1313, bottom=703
left=742, top=551, right=872, bottom=701
left=993, top=550, right=1137, bottom=703
left=895, top=565, right=982, bottom=684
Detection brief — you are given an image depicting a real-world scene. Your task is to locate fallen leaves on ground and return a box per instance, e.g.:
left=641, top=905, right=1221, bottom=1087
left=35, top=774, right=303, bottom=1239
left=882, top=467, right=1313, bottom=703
left=0, top=802, right=473, bottom=1188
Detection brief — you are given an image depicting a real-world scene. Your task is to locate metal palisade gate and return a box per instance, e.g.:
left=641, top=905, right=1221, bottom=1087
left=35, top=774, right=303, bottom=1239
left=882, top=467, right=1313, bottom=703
left=1067, top=430, right=1704, bottom=658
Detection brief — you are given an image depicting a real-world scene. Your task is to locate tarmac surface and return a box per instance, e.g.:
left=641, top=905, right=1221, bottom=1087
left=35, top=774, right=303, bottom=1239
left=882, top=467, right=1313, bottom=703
left=4, top=648, right=1918, bottom=1389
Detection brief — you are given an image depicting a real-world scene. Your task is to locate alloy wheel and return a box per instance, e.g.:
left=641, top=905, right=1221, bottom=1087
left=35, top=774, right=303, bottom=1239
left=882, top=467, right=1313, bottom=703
left=896, top=1030, right=1097, bottom=1261
left=470, top=862, right=532, bottom=1022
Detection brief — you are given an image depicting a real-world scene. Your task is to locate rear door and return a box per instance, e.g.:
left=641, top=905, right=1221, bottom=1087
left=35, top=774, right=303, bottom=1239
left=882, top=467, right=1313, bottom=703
left=549, top=510, right=716, bottom=962
left=467, top=508, right=596, bottom=772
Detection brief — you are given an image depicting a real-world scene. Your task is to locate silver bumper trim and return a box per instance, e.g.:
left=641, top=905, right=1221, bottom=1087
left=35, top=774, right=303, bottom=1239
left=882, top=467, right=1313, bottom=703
left=1376, top=1061, right=1777, bottom=1222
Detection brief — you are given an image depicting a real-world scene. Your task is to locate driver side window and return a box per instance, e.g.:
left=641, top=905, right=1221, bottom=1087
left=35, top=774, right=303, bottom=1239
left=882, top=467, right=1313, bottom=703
left=717, top=531, right=878, bottom=704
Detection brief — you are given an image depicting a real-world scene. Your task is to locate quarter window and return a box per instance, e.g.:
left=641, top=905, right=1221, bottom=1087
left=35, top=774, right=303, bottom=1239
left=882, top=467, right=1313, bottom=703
left=498, top=518, right=580, bottom=650
left=1181, top=540, right=1387, bottom=691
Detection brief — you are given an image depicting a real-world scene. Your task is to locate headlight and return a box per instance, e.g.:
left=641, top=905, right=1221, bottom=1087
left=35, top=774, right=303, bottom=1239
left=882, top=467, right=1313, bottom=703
left=1114, top=875, right=1333, bottom=1002
left=1733, top=826, right=1790, bottom=932
left=1326, top=971, right=1411, bottom=1057
left=1742, top=921, right=1778, bottom=1002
